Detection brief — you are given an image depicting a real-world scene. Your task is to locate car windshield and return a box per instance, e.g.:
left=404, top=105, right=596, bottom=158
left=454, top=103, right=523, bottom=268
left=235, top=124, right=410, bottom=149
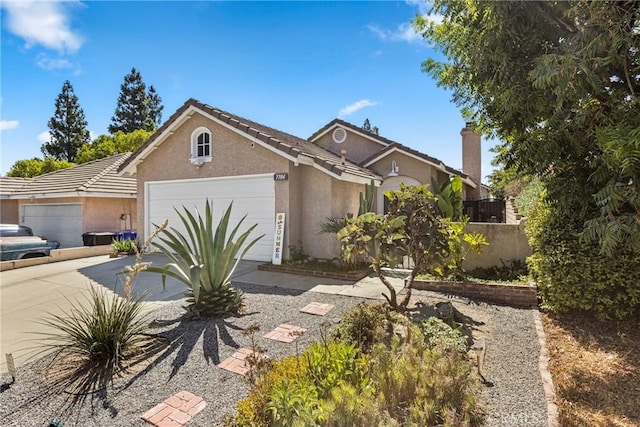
left=0, top=225, right=34, bottom=237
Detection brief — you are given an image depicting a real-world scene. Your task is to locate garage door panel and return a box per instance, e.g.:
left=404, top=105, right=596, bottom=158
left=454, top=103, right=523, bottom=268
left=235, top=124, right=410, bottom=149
left=21, top=203, right=83, bottom=248
left=147, top=175, right=275, bottom=262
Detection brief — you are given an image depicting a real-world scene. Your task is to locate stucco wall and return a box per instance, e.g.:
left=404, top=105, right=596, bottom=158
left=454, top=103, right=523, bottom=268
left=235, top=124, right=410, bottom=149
left=462, top=221, right=532, bottom=269
left=299, top=167, right=333, bottom=258
left=368, top=154, right=435, bottom=184
left=1, top=199, right=19, bottom=223
left=135, top=112, right=291, bottom=243
left=314, top=129, right=384, bottom=164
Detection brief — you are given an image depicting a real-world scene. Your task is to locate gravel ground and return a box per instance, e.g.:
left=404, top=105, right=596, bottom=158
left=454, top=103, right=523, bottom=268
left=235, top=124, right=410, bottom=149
left=0, top=283, right=548, bottom=427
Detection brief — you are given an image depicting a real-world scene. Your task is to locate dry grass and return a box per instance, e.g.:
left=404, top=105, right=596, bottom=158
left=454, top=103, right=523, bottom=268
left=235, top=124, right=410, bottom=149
left=542, top=312, right=640, bottom=426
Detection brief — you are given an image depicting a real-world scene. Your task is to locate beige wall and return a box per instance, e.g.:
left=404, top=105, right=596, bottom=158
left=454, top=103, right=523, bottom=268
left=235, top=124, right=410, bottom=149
left=368, top=154, right=435, bottom=184
left=16, top=197, right=136, bottom=233
left=1, top=199, right=19, bottom=223
left=136, top=112, right=290, bottom=241
left=314, top=129, right=385, bottom=164
left=462, top=221, right=532, bottom=269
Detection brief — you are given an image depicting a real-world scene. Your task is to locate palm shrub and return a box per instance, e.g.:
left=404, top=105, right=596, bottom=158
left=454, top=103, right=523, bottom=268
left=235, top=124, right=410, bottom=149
left=146, top=200, right=263, bottom=318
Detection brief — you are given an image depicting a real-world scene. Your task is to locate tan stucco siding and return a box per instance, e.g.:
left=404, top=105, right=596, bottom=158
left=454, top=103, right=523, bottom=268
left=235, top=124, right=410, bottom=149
left=314, top=131, right=385, bottom=164
left=1, top=200, right=19, bottom=224
left=84, top=198, right=137, bottom=232
left=136, top=112, right=291, bottom=246
left=368, top=154, right=435, bottom=185
left=298, top=167, right=333, bottom=258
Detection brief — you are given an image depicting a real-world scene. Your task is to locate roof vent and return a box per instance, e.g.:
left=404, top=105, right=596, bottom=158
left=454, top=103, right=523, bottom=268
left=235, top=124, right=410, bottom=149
left=332, top=127, right=347, bottom=144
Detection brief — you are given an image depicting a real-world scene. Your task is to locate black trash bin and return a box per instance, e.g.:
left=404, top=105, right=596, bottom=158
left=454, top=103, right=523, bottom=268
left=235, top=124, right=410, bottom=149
left=82, top=231, right=117, bottom=246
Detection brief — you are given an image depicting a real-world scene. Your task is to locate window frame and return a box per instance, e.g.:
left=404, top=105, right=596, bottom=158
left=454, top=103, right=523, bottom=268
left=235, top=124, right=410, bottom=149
left=190, top=127, right=213, bottom=163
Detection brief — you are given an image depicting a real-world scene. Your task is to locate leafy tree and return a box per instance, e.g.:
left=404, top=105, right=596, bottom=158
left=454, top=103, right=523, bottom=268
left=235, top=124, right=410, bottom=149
left=76, top=130, right=152, bottom=163
left=362, top=118, right=372, bottom=132
left=109, top=68, right=162, bottom=134
left=6, top=157, right=74, bottom=178
left=41, top=80, right=90, bottom=162
left=338, top=184, right=450, bottom=311
left=414, top=0, right=640, bottom=254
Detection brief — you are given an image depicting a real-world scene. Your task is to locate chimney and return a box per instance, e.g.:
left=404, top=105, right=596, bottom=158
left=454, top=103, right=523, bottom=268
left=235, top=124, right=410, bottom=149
left=461, top=122, right=482, bottom=200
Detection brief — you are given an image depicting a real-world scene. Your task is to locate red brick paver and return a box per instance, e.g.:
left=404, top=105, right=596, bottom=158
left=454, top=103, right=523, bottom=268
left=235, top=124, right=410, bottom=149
left=217, top=348, right=267, bottom=375
left=141, top=391, right=206, bottom=426
left=300, top=302, right=335, bottom=316
left=264, top=324, right=306, bottom=343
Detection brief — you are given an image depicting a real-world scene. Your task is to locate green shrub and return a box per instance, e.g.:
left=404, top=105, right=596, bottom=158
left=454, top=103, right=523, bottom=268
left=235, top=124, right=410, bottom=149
left=514, top=177, right=544, bottom=218
left=35, top=286, right=149, bottom=368
left=419, top=317, right=468, bottom=355
left=527, top=181, right=640, bottom=319
left=111, top=238, right=139, bottom=254
left=332, top=302, right=400, bottom=353
left=468, top=259, right=528, bottom=282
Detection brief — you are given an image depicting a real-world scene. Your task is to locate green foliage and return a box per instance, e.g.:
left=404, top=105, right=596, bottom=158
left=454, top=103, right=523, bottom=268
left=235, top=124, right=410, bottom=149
left=111, top=238, right=139, bottom=254
left=468, top=259, right=528, bottom=283
left=338, top=184, right=451, bottom=311
left=287, top=240, right=308, bottom=263
left=109, top=67, right=163, bottom=133
left=435, top=216, right=488, bottom=281
left=146, top=200, right=263, bottom=318
left=514, top=178, right=544, bottom=218
left=318, top=215, right=349, bottom=235
left=332, top=302, right=400, bottom=353
left=76, top=129, right=153, bottom=164
left=42, top=80, right=90, bottom=162
left=6, top=157, right=74, bottom=177
left=431, top=175, right=463, bottom=220
left=35, top=286, right=149, bottom=367
left=415, top=0, right=640, bottom=255
left=419, top=317, right=468, bottom=355
left=527, top=184, right=640, bottom=319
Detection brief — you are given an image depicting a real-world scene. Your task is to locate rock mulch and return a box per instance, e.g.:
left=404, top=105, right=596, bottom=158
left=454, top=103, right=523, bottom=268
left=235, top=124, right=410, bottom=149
left=0, top=283, right=549, bottom=426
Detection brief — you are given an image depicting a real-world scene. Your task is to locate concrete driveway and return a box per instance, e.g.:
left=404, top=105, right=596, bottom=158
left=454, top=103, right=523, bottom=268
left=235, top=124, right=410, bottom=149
left=0, top=253, right=403, bottom=373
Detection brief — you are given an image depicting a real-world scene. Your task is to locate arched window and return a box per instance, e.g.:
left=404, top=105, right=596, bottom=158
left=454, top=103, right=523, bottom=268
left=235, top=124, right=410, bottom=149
left=377, top=176, right=422, bottom=213
left=190, top=127, right=212, bottom=163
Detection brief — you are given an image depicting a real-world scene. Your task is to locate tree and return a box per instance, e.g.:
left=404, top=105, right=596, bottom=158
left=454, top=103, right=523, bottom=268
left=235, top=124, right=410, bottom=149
left=109, top=68, right=163, bottom=134
left=7, top=157, right=74, bottom=178
left=338, top=184, right=450, bottom=311
left=76, top=130, right=153, bottom=164
left=414, top=0, right=640, bottom=254
left=41, top=80, right=90, bottom=162
left=361, top=118, right=379, bottom=135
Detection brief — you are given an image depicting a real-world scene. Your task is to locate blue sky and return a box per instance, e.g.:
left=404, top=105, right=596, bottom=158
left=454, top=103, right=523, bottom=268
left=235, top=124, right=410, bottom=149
left=0, top=1, right=498, bottom=179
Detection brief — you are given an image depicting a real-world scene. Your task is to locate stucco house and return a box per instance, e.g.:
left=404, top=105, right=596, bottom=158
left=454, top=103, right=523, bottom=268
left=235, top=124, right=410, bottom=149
left=0, top=153, right=137, bottom=248
left=118, top=98, right=484, bottom=262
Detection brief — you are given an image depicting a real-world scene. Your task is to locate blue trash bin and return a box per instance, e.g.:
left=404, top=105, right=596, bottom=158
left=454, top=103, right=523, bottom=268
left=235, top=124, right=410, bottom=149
left=115, top=231, right=137, bottom=241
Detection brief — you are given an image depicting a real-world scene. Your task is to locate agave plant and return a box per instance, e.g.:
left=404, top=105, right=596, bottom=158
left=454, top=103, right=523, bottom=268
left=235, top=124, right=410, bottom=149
left=146, top=200, right=263, bottom=318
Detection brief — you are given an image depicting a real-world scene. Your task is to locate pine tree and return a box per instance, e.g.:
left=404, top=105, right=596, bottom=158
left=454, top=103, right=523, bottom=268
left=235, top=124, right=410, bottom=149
left=362, top=118, right=372, bottom=132
left=147, top=85, right=163, bottom=129
left=42, top=80, right=90, bottom=162
left=109, top=67, right=163, bottom=133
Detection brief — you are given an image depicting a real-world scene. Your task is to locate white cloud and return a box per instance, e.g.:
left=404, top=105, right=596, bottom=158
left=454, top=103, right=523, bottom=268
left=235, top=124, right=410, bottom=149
left=37, top=131, right=51, bottom=143
left=2, top=0, right=83, bottom=53
left=37, top=55, right=72, bottom=70
left=339, top=99, right=378, bottom=118
left=368, top=1, right=443, bottom=45
left=0, top=120, right=19, bottom=131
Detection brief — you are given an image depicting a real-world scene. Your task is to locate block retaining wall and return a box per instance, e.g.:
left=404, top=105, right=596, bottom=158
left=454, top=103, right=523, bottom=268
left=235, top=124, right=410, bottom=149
left=413, top=279, right=538, bottom=308
left=258, top=263, right=369, bottom=281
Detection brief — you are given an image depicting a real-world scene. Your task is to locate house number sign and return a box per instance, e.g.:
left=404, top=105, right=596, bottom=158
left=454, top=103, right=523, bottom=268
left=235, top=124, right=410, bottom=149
left=274, top=173, right=288, bottom=181
left=272, top=212, right=286, bottom=265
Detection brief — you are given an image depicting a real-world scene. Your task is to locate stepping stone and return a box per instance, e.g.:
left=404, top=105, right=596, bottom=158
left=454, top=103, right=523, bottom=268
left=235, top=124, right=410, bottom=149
left=300, top=302, right=335, bottom=316
left=141, top=390, right=206, bottom=426
left=217, top=348, right=267, bottom=376
left=264, top=324, right=306, bottom=343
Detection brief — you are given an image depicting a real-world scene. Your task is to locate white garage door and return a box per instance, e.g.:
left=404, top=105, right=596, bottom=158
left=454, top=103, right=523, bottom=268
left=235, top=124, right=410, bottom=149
left=21, top=203, right=83, bottom=248
left=146, top=174, right=275, bottom=262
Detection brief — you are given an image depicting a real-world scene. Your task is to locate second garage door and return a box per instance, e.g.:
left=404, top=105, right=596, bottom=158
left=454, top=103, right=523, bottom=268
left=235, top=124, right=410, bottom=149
left=146, top=174, right=275, bottom=261
left=21, top=203, right=84, bottom=248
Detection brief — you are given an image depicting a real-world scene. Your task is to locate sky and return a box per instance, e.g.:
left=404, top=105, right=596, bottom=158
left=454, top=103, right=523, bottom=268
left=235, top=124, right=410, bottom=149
left=0, top=0, right=498, bottom=179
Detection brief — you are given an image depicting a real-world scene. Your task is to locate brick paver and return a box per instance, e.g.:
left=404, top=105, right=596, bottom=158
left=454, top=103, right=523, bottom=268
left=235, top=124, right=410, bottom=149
left=217, top=348, right=267, bottom=375
left=264, top=324, right=306, bottom=343
left=300, top=302, right=335, bottom=316
left=141, top=391, right=206, bottom=426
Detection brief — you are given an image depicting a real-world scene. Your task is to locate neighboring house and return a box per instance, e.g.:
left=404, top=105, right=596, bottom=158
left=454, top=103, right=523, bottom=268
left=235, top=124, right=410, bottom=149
left=0, top=153, right=137, bottom=248
left=119, top=98, right=485, bottom=262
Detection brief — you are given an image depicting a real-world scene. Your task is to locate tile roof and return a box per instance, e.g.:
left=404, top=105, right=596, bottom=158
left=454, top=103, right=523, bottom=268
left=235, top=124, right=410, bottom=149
left=310, top=118, right=469, bottom=179
left=119, top=99, right=381, bottom=183
left=1, top=153, right=136, bottom=198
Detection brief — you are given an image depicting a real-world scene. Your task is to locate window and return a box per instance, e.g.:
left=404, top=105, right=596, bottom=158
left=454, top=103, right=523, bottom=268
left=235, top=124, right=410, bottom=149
left=190, top=127, right=213, bottom=163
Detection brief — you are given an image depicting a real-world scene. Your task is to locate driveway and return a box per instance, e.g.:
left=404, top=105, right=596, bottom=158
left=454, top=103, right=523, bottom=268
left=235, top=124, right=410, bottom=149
left=1, top=254, right=395, bottom=373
